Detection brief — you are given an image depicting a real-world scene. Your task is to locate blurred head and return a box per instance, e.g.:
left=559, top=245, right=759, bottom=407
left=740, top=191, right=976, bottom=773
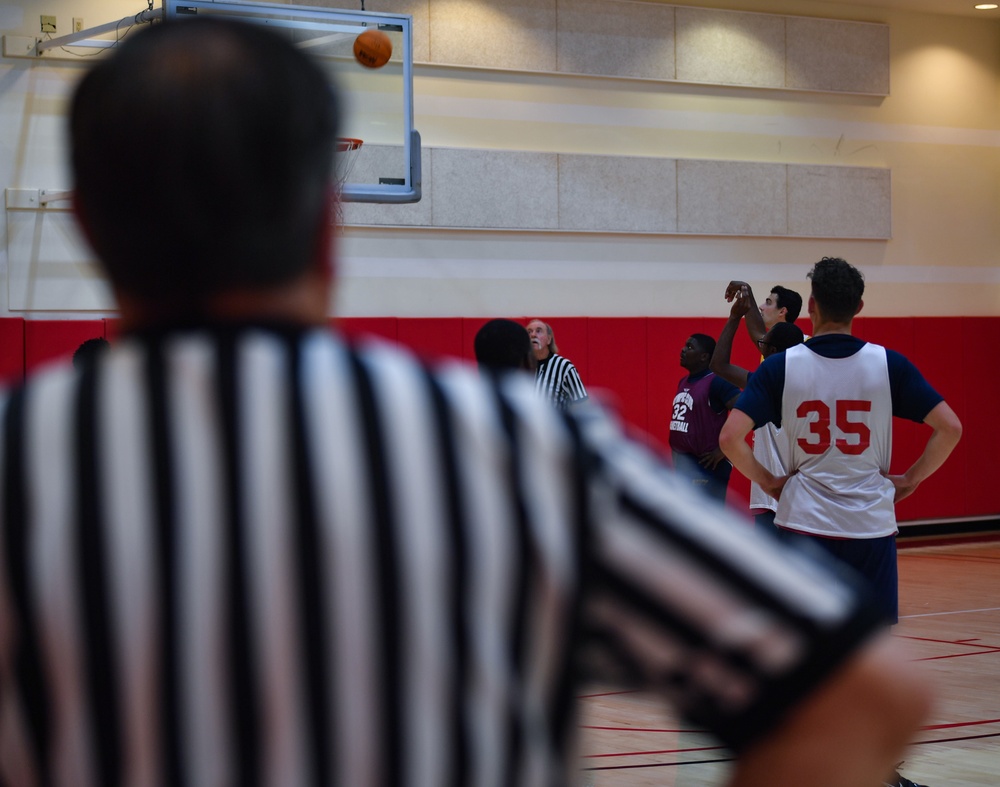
left=70, top=17, right=340, bottom=312
left=526, top=319, right=556, bottom=361
left=758, top=322, right=804, bottom=358
left=807, top=257, right=865, bottom=324
left=72, top=337, right=110, bottom=370
left=474, top=319, right=536, bottom=373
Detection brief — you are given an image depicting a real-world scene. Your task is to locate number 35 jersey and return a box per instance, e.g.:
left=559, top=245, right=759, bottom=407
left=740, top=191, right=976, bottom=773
left=778, top=343, right=894, bottom=538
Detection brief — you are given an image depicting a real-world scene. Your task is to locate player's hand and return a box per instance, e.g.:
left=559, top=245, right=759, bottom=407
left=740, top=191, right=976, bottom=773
left=725, top=280, right=750, bottom=301
left=698, top=448, right=727, bottom=470
left=887, top=474, right=919, bottom=503
left=762, top=472, right=794, bottom=501
left=730, top=288, right=751, bottom=318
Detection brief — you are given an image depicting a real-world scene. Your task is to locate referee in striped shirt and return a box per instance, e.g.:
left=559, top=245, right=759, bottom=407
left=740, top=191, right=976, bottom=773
left=526, top=320, right=587, bottom=409
left=0, top=17, right=930, bottom=787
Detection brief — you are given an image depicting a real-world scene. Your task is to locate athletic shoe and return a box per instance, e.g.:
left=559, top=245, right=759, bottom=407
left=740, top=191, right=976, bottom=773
left=886, top=772, right=929, bottom=787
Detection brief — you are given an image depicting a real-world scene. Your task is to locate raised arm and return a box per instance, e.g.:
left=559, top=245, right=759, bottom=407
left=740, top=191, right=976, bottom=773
left=711, top=288, right=752, bottom=388
left=725, top=280, right=768, bottom=346
left=888, top=400, right=962, bottom=502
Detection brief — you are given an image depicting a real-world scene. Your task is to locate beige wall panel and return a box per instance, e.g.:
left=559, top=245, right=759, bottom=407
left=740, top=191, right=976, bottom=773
left=431, top=149, right=559, bottom=229
left=788, top=165, right=890, bottom=239
left=675, top=7, right=786, bottom=89
left=428, top=0, right=557, bottom=70
left=342, top=145, right=433, bottom=227
left=365, top=0, right=431, bottom=63
left=337, top=230, right=1000, bottom=318
left=677, top=160, right=787, bottom=235
left=557, top=154, right=677, bottom=232
left=555, top=0, right=675, bottom=80
left=786, top=17, right=889, bottom=95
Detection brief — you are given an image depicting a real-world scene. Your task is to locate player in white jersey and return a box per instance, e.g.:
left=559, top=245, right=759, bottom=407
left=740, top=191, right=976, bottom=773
left=721, top=257, right=961, bottom=787
left=778, top=341, right=896, bottom=537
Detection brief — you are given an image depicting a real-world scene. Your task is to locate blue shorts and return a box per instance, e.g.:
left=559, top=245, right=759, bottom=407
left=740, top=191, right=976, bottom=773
left=776, top=528, right=898, bottom=625
left=753, top=510, right=781, bottom=539
left=671, top=451, right=732, bottom=504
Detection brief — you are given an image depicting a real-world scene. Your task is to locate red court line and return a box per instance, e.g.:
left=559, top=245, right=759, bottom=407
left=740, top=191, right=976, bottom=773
left=901, top=634, right=1000, bottom=649
left=577, top=689, right=638, bottom=699
left=902, top=553, right=1000, bottom=564
left=917, top=650, right=1000, bottom=663
left=916, top=732, right=1000, bottom=745
left=921, top=717, right=1000, bottom=731
left=583, top=744, right=726, bottom=759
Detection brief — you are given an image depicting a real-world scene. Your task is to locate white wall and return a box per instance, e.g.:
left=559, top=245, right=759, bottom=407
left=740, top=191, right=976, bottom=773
left=2, top=0, right=999, bottom=318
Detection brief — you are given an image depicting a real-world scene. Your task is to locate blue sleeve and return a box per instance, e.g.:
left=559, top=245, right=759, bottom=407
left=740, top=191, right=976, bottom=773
left=734, top=352, right=786, bottom=428
left=887, top=350, right=944, bottom=422
left=709, top=375, right=742, bottom=412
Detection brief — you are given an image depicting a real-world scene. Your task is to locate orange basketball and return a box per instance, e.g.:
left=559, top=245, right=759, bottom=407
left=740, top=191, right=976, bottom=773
left=353, top=29, right=393, bottom=69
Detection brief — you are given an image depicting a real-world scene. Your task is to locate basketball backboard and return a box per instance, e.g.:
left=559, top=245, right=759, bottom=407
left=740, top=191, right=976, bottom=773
left=163, top=0, right=420, bottom=204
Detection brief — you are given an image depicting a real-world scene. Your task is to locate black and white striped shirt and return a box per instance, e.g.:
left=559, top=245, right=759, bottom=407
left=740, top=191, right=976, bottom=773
left=0, top=324, right=881, bottom=787
left=534, top=354, right=587, bottom=410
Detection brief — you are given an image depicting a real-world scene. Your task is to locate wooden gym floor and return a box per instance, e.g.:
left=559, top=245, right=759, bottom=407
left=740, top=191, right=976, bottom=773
left=577, top=541, right=1000, bottom=786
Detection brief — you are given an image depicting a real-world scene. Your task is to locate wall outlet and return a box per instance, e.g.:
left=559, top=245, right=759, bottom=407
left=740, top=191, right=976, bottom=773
left=40, top=15, right=56, bottom=33
left=73, top=17, right=84, bottom=33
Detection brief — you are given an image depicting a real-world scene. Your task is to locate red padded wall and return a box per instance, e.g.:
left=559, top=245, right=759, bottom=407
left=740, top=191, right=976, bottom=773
left=337, top=317, right=398, bottom=345
left=0, top=319, right=25, bottom=386
left=960, top=318, right=995, bottom=517
left=396, top=318, right=464, bottom=362
left=6, top=315, right=996, bottom=523
left=462, top=318, right=492, bottom=364
left=585, top=318, right=648, bottom=436
left=898, top=318, right=963, bottom=520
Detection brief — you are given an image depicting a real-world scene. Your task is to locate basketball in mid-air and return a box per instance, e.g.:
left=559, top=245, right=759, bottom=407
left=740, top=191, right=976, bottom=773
left=353, top=29, right=393, bottom=69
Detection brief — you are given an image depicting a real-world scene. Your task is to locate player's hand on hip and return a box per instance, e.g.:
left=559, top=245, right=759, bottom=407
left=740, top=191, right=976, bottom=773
left=763, top=472, right=794, bottom=501
left=887, top=474, right=919, bottom=503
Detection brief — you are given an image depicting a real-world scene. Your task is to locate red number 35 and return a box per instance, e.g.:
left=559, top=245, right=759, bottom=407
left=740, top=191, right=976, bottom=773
left=796, top=400, right=872, bottom=455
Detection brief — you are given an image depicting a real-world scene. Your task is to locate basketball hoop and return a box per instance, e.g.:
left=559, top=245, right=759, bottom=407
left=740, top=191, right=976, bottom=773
left=335, top=137, right=363, bottom=191
left=332, top=137, right=363, bottom=226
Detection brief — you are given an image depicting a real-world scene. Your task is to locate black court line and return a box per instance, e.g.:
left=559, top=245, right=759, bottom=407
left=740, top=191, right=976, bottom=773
left=583, top=756, right=733, bottom=772
left=581, top=725, right=708, bottom=734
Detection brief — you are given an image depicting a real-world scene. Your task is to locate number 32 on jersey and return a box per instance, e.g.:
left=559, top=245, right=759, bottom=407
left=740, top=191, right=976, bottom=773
left=796, top=399, right=872, bottom=455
